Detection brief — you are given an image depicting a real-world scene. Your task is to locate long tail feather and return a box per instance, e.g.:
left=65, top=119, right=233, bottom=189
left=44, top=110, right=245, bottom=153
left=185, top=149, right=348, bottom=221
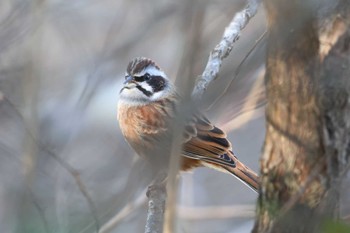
left=223, top=156, right=260, bottom=193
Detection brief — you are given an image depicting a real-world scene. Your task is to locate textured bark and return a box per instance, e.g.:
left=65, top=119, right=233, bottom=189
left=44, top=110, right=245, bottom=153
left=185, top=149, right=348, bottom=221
left=253, top=1, right=350, bottom=233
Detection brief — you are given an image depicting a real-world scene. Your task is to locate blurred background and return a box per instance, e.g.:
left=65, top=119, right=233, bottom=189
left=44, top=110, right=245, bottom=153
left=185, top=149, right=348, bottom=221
left=0, top=0, right=289, bottom=232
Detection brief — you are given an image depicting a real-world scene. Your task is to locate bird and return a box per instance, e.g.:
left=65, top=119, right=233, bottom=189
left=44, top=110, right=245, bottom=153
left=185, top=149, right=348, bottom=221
left=117, top=57, right=260, bottom=192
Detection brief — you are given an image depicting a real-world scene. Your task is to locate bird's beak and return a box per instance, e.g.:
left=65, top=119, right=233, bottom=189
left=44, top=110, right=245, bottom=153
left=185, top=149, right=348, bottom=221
left=124, top=75, right=133, bottom=84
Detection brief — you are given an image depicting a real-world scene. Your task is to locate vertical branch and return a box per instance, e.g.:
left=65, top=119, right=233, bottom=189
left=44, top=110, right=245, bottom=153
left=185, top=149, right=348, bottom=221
left=164, top=1, right=205, bottom=232
left=253, top=1, right=323, bottom=232
left=143, top=0, right=262, bottom=233
left=21, top=0, right=45, bottom=190
left=253, top=1, right=350, bottom=232
left=2, top=95, right=100, bottom=233
left=145, top=173, right=167, bottom=233
left=318, top=0, right=350, bottom=218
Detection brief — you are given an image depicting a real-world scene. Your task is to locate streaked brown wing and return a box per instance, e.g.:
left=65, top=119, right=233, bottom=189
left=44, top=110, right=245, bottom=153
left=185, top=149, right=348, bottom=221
left=182, top=113, right=237, bottom=168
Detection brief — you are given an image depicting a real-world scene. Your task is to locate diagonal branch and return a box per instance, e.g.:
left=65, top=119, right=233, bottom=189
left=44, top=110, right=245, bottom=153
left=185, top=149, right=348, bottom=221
left=192, top=0, right=262, bottom=99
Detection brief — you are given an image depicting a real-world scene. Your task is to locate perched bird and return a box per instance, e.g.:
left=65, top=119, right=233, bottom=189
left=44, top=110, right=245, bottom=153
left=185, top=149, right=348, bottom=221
left=117, top=57, right=260, bottom=192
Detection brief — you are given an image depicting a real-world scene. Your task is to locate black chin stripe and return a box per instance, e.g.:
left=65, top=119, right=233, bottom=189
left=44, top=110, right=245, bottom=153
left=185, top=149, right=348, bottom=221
left=136, top=85, right=152, bottom=97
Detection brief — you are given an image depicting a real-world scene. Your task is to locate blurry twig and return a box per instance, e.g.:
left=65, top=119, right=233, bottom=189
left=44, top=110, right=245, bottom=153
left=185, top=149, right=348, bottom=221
left=192, top=0, right=262, bottom=99
left=77, top=0, right=129, bottom=108
left=144, top=1, right=262, bottom=233
left=38, top=148, right=101, bottom=233
left=220, top=67, right=265, bottom=132
left=28, top=187, right=50, bottom=233
left=0, top=2, right=32, bottom=54
left=340, top=159, right=350, bottom=180
left=99, top=193, right=147, bottom=233
left=207, top=29, right=267, bottom=110
left=343, top=214, right=350, bottom=223
left=1, top=96, right=100, bottom=233
left=178, top=204, right=255, bottom=219
left=78, top=4, right=177, bottom=108
left=164, top=1, right=205, bottom=232
left=98, top=199, right=254, bottom=233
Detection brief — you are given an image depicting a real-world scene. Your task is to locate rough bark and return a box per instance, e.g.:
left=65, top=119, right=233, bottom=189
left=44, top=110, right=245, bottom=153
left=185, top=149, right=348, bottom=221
left=253, top=1, right=350, bottom=233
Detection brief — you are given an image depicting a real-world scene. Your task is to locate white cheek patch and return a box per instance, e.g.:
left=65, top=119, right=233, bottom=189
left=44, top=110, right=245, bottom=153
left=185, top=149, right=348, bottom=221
left=120, top=87, right=139, bottom=99
left=138, top=82, right=153, bottom=93
left=150, top=85, right=172, bottom=101
left=150, top=90, right=165, bottom=101
left=120, top=65, right=172, bottom=105
left=119, top=87, right=148, bottom=105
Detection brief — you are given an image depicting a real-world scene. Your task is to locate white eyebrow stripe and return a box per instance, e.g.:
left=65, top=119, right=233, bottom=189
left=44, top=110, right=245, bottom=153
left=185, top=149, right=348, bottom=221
left=135, top=66, right=167, bottom=79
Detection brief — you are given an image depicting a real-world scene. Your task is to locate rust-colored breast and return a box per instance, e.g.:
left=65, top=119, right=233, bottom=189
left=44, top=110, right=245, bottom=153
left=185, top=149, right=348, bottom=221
left=117, top=100, right=203, bottom=171
left=117, top=102, right=169, bottom=154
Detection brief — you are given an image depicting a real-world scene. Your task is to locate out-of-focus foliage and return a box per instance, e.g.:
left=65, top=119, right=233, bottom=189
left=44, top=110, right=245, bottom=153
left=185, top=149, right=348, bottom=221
left=322, top=220, right=350, bottom=233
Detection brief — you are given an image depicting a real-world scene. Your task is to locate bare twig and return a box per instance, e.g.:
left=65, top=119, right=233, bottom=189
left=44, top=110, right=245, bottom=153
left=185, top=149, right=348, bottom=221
left=2, top=96, right=100, bottom=233
left=343, top=214, right=350, bottom=223
left=178, top=205, right=255, bottom=219
left=339, top=159, right=350, bottom=180
left=99, top=193, right=147, bottom=233
left=207, top=30, right=267, bottom=110
left=78, top=4, right=177, bottom=108
left=99, top=199, right=254, bottom=233
left=164, top=1, right=205, bottom=232
left=27, top=187, right=50, bottom=233
left=192, top=0, right=262, bottom=99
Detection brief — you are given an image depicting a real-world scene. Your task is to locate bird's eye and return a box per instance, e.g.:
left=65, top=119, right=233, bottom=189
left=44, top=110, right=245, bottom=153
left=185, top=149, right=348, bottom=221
left=134, top=73, right=151, bottom=82
left=144, top=73, right=151, bottom=81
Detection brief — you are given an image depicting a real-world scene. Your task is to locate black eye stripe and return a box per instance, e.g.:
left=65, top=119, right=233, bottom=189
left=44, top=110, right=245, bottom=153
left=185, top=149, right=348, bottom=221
left=146, top=75, right=166, bottom=92
left=134, top=76, right=145, bottom=82
left=131, top=73, right=167, bottom=95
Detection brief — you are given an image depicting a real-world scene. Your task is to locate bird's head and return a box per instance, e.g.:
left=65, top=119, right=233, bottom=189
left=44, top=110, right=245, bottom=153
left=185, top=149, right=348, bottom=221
left=119, top=57, right=172, bottom=104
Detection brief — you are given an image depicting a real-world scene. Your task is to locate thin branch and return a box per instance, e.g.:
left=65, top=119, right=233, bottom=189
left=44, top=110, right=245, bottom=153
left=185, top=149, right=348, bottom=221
left=99, top=198, right=254, bottom=233
left=206, top=30, right=267, bottom=110
left=339, top=158, right=350, bottom=180
left=343, top=214, right=350, bottom=223
left=27, top=187, right=50, bottom=233
left=38, top=144, right=101, bottom=233
left=192, top=0, right=262, bottom=99
left=178, top=205, right=255, bottom=220
left=78, top=4, right=177, bottom=108
left=1, top=96, right=100, bottom=233
left=99, top=193, right=147, bottom=233
left=164, top=1, right=206, bottom=232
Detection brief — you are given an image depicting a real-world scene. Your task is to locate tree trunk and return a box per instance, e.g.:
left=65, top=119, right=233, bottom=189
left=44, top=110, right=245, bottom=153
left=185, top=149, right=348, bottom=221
left=253, top=1, right=350, bottom=232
